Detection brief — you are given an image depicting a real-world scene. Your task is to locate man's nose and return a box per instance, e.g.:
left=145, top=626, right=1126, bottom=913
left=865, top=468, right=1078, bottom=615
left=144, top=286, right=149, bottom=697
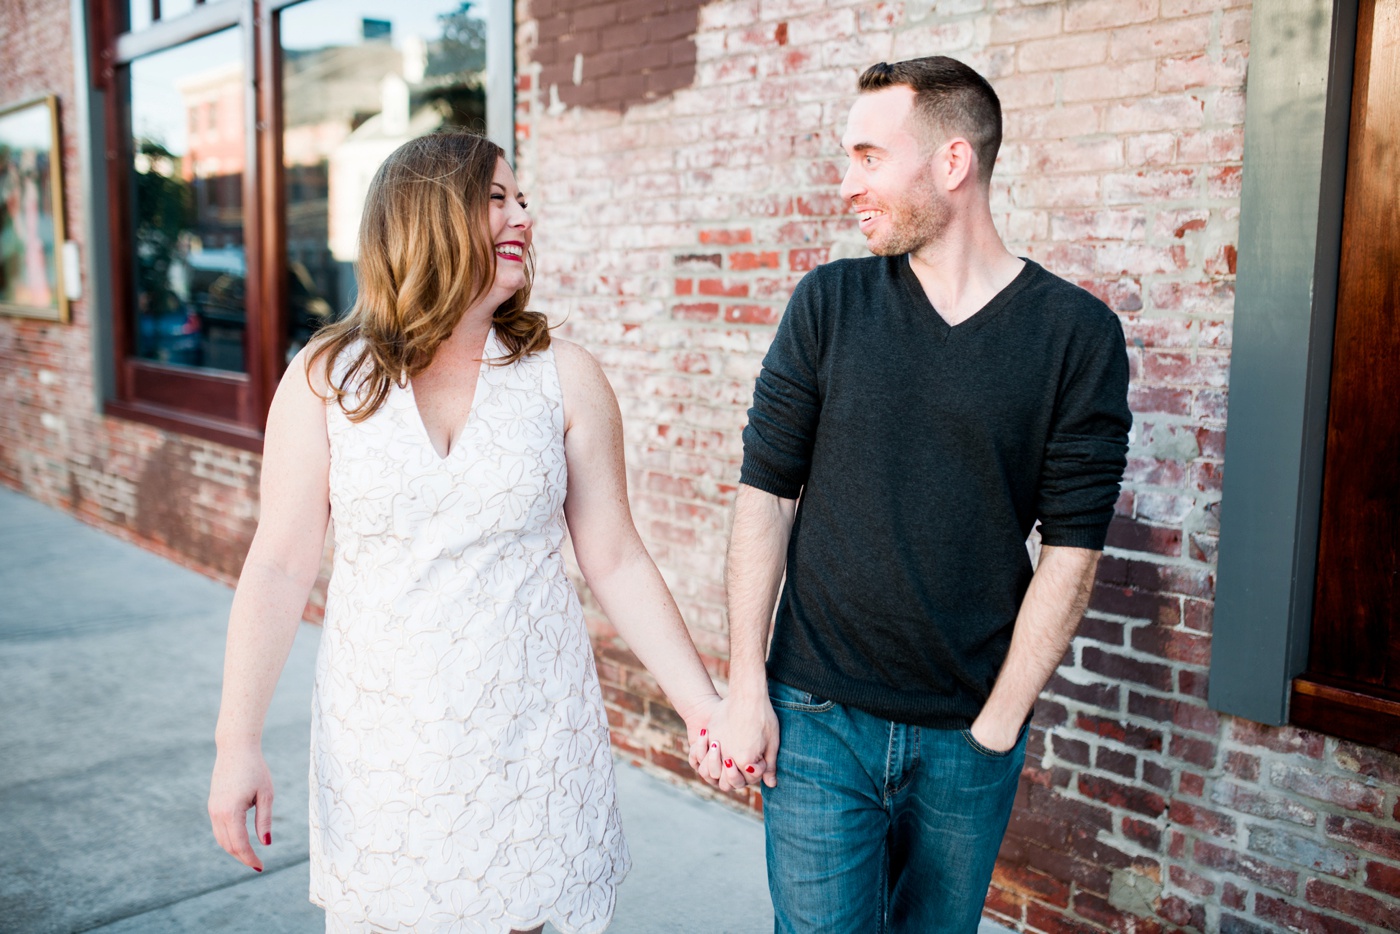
left=838, top=164, right=862, bottom=203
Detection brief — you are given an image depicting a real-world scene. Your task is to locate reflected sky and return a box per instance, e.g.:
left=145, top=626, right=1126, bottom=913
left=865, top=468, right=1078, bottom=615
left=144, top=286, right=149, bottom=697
left=127, top=2, right=487, bottom=152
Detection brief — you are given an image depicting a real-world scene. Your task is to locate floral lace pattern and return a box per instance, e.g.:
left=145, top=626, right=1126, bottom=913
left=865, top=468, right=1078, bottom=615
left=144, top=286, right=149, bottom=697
left=310, top=331, right=629, bottom=933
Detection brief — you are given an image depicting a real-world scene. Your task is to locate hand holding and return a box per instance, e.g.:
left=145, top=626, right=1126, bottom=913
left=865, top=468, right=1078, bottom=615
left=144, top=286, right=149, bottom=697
left=208, top=743, right=274, bottom=872
left=689, top=693, right=780, bottom=791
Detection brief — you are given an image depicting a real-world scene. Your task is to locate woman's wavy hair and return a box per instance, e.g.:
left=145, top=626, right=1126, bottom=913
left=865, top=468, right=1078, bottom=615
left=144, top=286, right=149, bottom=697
left=308, top=130, right=549, bottom=421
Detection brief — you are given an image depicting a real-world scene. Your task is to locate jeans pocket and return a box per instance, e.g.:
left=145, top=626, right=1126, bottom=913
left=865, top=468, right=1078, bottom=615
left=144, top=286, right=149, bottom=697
left=959, top=725, right=1023, bottom=759
left=768, top=679, right=835, bottom=713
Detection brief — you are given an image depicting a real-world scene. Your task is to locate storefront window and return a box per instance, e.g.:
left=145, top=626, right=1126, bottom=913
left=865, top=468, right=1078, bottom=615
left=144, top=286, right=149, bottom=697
left=129, top=28, right=247, bottom=371
left=280, top=0, right=491, bottom=359
left=100, top=0, right=511, bottom=448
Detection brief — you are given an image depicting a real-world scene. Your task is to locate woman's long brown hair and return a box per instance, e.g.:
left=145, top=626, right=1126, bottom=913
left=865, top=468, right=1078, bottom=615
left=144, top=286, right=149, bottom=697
left=308, top=131, right=549, bottom=421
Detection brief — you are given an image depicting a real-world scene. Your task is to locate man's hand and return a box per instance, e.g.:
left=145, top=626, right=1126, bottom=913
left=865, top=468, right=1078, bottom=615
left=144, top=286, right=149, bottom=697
left=689, top=693, right=780, bottom=791
left=967, top=712, right=1022, bottom=753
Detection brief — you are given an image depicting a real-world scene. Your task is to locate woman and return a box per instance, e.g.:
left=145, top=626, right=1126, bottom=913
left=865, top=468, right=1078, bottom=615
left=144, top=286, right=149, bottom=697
left=208, top=131, right=721, bottom=934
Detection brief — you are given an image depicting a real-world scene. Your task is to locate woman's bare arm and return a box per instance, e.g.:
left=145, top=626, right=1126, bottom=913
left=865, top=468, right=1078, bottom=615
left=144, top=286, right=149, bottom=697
left=208, top=347, right=331, bottom=871
left=555, top=340, right=721, bottom=750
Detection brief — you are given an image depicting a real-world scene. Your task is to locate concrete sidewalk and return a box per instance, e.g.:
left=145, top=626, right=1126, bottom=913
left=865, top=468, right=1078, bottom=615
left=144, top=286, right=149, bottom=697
left=0, top=487, right=1013, bottom=934
left=0, top=488, right=771, bottom=934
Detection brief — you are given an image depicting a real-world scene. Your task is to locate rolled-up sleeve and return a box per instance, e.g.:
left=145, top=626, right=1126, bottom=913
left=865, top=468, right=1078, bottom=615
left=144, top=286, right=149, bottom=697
left=1036, top=312, right=1132, bottom=550
left=740, top=272, right=823, bottom=499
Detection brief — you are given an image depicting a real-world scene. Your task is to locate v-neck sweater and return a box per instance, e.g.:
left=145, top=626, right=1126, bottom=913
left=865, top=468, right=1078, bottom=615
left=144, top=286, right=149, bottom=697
left=740, top=255, right=1131, bottom=729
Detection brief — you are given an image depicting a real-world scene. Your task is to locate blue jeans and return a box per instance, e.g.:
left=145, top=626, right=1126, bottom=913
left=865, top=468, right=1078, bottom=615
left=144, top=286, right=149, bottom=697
left=762, top=680, right=1028, bottom=934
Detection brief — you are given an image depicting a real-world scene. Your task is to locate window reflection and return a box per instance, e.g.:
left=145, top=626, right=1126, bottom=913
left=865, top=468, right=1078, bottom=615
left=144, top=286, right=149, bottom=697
left=129, top=29, right=247, bottom=371
left=281, top=1, right=490, bottom=359
left=127, top=0, right=200, bottom=35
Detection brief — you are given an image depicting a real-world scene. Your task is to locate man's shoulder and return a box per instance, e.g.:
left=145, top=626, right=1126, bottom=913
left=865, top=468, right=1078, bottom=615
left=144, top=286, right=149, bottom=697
left=1018, top=261, right=1122, bottom=333
left=792, top=253, right=900, bottom=301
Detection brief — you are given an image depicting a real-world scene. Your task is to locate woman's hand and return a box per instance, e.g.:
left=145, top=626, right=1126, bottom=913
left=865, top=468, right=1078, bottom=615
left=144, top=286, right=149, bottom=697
left=681, top=693, right=722, bottom=774
left=208, top=743, right=274, bottom=872
left=689, top=694, right=779, bottom=792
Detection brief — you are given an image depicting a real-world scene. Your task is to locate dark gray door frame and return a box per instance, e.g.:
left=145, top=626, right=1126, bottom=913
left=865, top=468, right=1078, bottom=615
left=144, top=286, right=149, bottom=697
left=1209, top=0, right=1358, bottom=725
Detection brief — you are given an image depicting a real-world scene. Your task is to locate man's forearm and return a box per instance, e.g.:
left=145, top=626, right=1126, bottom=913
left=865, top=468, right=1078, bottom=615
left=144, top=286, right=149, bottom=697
left=972, top=544, right=1101, bottom=749
left=724, top=484, right=796, bottom=699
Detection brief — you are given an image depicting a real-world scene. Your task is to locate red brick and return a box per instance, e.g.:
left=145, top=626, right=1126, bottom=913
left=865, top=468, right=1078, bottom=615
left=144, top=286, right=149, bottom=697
left=724, top=304, right=779, bottom=325
left=1225, top=751, right=1260, bottom=782
left=1077, top=713, right=1165, bottom=752
left=1170, top=799, right=1236, bottom=838
left=992, top=861, right=1072, bottom=908
left=1157, top=894, right=1206, bottom=931
left=1229, top=719, right=1326, bottom=758
left=1079, top=774, right=1167, bottom=817
left=1082, top=645, right=1173, bottom=692
left=1325, top=816, right=1400, bottom=862
left=1073, top=889, right=1168, bottom=933
left=1123, top=816, right=1163, bottom=850
left=728, top=250, right=780, bottom=270
left=787, top=248, right=827, bottom=271
left=1270, top=764, right=1386, bottom=816
left=1333, top=741, right=1400, bottom=785
left=1169, top=863, right=1215, bottom=897
left=1192, top=839, right=1298, bottom=894
left=1257, top=891, right=1365, bottom=934
left=697, top=278, right=749, bottom=297
left=1364, top=860, right=1400, bottom=898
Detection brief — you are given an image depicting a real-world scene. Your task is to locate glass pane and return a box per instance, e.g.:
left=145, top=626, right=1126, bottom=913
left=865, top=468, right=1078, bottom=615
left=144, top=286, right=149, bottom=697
left=280, top=0, right=489, bottom=360
left=128, top=28, right=247, bottom=372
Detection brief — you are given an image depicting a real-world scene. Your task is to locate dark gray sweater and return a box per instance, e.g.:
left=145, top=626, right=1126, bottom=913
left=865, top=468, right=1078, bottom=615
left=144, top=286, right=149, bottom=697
left=740, top=256, right=1131, bottom=728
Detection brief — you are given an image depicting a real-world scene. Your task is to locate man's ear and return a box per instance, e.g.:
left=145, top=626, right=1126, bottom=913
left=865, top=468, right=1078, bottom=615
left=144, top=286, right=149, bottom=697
left=939, top=138, right=978, bottom=191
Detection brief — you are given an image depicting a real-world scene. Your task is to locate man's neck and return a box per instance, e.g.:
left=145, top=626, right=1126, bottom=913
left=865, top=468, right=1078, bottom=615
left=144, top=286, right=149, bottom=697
left=906, top=209, right=1024, bottom=327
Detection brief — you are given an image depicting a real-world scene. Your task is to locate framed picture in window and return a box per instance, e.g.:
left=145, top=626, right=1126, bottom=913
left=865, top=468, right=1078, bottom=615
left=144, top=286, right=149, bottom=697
left=0, top=95, right=68, bottom=323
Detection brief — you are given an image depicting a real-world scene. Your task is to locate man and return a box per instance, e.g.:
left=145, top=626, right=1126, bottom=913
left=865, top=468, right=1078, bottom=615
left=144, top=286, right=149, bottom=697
left=692, top=57, right=1131, bottom=932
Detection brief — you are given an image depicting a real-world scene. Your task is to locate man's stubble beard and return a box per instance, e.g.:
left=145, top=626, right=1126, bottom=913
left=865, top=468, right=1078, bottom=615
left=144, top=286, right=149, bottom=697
left=866, top=174, right=952, bottom=257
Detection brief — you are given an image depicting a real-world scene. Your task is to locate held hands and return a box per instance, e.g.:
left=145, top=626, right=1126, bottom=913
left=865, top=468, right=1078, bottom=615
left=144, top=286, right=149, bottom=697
left=687, top=693, right=780, bottom=792
left=208, top=743, right=274, bottom=872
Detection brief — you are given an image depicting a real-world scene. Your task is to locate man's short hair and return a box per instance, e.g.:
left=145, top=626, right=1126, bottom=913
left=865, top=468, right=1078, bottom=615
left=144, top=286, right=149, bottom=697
left=858, top=57, right=1003, bottom=185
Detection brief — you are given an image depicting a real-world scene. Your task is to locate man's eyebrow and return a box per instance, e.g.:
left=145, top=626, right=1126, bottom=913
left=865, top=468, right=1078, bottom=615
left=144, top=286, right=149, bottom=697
left=842, top=141, right=884, bottom=154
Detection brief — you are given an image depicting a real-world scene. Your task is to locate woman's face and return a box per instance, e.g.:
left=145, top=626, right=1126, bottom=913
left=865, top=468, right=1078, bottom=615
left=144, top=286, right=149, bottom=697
left=487, top=157, right=532, bottom=299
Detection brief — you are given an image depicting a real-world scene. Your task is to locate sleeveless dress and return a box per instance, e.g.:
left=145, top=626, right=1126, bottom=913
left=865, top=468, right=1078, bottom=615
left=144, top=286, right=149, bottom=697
left=309, top=330, right=630, bottom=933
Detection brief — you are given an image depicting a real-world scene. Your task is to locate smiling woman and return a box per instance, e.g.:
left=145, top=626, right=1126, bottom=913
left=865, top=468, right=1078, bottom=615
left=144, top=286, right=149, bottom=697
left=207, top=130, right=724, bottom=934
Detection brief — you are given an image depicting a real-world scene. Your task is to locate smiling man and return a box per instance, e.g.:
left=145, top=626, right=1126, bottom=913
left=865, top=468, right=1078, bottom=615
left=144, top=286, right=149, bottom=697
left=695, top=57, right=1133, bottom=932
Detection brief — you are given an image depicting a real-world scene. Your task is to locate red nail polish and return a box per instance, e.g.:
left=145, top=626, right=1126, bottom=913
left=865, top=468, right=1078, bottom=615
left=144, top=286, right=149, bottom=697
left=725, top=758, right=733, bottom=768
left=254, top=867, right=262, bottom=873
left=711, top=742, right=718, bottom=749
left=746, top=765, right=755, bottom=773
left=700, top=729, right=706, bottom=736
left=263, top=832, right=271, bottom=846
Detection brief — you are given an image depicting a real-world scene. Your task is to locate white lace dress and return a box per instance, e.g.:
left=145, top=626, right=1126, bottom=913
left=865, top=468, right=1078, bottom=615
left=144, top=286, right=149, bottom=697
left=310, top=331, right=629, bottom=933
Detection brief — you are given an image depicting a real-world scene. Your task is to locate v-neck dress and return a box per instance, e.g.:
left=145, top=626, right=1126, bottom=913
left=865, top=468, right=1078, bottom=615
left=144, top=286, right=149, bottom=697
left=310, top=330, right=629, bottom=933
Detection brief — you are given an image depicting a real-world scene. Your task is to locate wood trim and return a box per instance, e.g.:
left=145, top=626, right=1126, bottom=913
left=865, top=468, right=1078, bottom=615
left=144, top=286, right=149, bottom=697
left=239, top=0, right=269, bottom=420
left=123, top=358, right=250, bottom=421
left=255, top=0, right=288, bottom=422
left=105, top=398, right=265, bottom=452
left=1303, top=0, right=1400, bottom=696
left=114, top=0, right=240, bottom=63
left=104, top=64, right=135, bottom=368
left=1291, top=677, right=1400, bottom=754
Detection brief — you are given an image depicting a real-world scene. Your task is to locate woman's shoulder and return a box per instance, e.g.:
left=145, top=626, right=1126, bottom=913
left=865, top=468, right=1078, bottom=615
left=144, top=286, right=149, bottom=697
left=548, top=337, right=617, bottom=428
left=549, top=336, right=606, bottom=384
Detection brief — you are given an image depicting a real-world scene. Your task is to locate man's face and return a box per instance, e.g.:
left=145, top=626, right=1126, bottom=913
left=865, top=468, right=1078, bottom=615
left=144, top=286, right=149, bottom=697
left=839, top=86, right=951, bottom=256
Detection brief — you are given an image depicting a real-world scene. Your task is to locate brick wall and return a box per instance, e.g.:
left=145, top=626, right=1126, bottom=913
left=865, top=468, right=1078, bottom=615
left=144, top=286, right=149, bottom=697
left=514, top=0, right=1400, bottom=930
left=0, top=0, right=261, bottom=582
left=4, top=0, right=1400, bottom=930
